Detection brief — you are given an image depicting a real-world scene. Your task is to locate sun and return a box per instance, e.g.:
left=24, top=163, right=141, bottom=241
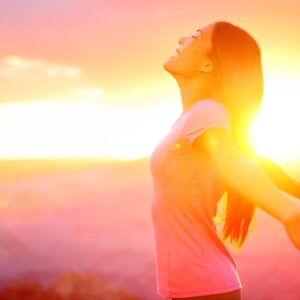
left=249, top=74, right=300, bottom=164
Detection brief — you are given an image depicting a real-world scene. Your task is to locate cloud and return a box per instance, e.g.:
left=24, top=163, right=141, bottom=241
left=0, top=56, right=81, bottom=79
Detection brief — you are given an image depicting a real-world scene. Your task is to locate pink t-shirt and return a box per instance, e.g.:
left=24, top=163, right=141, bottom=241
left=149, top=99, right=242, bottom=298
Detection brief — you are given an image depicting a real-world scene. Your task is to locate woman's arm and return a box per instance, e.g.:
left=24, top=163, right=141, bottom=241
left=193, top=127, right=300, bottom=249
left=278, top=190, right=300, bottom=251
left=254, top=156, right=300, bottom=198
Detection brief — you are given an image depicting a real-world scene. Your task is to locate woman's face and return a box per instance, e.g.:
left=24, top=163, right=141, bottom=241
left=163, top=23, right=214, bottom=77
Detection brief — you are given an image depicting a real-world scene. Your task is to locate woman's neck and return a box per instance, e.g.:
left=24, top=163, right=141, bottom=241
left=175, top=75, right=214, bottom=112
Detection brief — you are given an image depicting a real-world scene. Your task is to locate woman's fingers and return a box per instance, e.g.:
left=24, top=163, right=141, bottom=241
left=283, top=211, right=300, bottom=251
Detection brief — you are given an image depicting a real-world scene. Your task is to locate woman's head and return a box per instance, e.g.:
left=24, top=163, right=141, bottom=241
left=164, top=21, right=264, bottom=152
left=163, top=23, right=215, bottom=78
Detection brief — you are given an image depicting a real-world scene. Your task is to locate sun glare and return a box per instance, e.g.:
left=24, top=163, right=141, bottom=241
left=0, top=71, right=299, bottom=162
left=249, top=72, right=300, bottom=163
left=0, top=91, right=179, bottom=160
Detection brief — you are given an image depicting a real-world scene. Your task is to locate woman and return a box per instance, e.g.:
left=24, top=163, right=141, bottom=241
left=149, top=21, right=300, bottom=300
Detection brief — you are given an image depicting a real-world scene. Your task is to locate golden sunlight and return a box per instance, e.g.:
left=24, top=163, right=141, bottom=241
left=0, top=72, right=299, bottom=162
left=0, top=91, right=177, bottom=160
left=249, top=72, right=300, bottom=163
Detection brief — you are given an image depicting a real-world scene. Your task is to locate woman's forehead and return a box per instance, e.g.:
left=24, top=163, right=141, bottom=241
left=193, top=24, right=214, bottom=51
left=197, top=23, right=215, bottom=38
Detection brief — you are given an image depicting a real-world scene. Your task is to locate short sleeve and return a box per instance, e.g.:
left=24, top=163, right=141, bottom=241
left=182, top=99, right=232, bottom=144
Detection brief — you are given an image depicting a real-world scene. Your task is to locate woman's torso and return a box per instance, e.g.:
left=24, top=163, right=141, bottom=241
left=149, top=99, right=242, bottom=298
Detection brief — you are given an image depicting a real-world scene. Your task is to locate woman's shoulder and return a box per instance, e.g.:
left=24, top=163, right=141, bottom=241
left=188, top=98, right=231, bottom=120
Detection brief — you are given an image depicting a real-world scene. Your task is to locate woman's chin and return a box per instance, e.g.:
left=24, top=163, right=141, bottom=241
left=162, top=56, right=178, bottom=72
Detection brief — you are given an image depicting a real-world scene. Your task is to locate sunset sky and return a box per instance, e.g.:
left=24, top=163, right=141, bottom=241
left=1, top=0, right=300, bottom=162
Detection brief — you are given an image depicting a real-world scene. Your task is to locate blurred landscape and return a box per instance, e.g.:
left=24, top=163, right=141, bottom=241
left=0, top=158, right=299, bottom=300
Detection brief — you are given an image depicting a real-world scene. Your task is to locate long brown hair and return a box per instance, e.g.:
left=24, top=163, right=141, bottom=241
left=206, top=21, right=300, bottom=249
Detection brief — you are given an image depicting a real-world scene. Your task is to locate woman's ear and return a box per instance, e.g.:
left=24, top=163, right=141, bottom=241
left=198, top=61, right=214, bottom=72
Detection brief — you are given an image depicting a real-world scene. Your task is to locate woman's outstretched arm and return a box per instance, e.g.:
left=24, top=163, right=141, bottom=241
left=193, top=127, right=300, bottom=250
left=254, top=156, right=300, bottom=198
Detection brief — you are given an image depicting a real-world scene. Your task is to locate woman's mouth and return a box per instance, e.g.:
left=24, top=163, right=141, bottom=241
left=170, top=49, right=180, bottom=58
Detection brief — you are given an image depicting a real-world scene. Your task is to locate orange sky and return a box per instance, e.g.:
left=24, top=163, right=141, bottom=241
left=0, top=0, right=300, bottom=162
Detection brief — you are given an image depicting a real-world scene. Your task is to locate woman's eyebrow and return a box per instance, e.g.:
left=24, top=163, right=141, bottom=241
left=196, top=29, right=203, bottom=35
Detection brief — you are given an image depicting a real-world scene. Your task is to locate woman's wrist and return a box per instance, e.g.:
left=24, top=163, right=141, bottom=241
left=279, top=190, right=300, bottom=251
left=279, top=190, right=300, bottom=226
left=282, top=205, right=300, bottom=251
left=282, top=208, right=300, bottom=228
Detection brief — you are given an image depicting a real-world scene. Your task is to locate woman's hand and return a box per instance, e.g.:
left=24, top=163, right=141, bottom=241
left=280, top=191, right=300, bottom=251
left=283, top=212, right=300, bottom=251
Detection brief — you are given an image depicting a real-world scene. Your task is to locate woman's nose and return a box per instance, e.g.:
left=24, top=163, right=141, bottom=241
left=178, top=37, right=185, bottom=45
